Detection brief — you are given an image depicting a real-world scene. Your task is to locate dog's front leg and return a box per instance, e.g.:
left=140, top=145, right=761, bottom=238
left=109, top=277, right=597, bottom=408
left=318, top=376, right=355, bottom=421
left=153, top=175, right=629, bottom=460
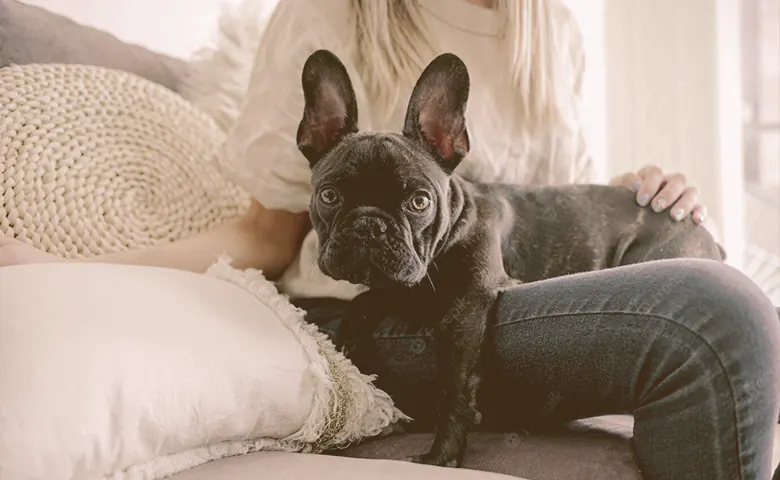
left=337, top=289, right=400, bottom=371
left=408, top=290, right=495, bottom=468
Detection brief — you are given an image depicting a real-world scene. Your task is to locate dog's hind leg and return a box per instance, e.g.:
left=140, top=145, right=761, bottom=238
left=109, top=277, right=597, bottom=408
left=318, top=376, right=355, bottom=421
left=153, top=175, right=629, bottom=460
left=614, top=224, right=724, bottom=266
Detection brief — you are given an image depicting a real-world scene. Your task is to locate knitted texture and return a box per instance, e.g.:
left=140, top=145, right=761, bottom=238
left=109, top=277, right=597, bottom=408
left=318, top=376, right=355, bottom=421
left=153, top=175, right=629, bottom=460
left=0, top=64, right=251, bottom=258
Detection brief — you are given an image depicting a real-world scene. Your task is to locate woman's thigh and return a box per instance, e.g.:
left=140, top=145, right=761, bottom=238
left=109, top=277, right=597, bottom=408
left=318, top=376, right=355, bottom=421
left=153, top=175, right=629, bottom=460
left=482, top=259, right=780, bottom=479
left=297, top=259, right=780, bottom=479
left=482, top=259, right=779, bottom=418
left=300, top=262, right=778, bottom=414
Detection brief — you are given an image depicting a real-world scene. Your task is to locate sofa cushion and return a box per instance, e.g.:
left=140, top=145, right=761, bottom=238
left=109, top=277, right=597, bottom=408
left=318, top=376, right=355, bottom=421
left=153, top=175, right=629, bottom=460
left=337, top=425, right=641, bottom=480
left=0, top=0, right=187, bottom=91
left=0, top=261, right=406, bottom=480
left=167, top=452, right=521, bottom=480
left=338, top=415, right=780, bottom=480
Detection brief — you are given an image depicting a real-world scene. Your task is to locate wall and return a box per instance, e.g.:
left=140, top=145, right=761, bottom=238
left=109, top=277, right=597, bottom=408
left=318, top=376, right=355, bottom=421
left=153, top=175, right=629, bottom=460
left=561, top=0, right=608, bottom=183
left=603, top=0, right=745, bottom=265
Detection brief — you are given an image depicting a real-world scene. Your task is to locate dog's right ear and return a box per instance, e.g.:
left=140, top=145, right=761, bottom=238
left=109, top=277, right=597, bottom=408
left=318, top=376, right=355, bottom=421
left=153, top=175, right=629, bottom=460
left=297, top=49, right=359, bottom=168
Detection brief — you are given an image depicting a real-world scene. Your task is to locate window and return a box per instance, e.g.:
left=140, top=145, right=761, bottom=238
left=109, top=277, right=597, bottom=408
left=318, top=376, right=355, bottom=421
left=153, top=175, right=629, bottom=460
left=741, top=0, right=780, bottom=303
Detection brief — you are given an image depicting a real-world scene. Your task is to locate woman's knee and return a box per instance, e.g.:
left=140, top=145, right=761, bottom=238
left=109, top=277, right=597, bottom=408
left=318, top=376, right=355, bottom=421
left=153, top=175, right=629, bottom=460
left=663, top=259, right=779, bottom=346
left=653, top=259, right=779, bottom=410
left=626, top=260, right=780, bottom=477
left=496, top=258, right=780, bottom=409
left=604, top=259, right=777, bottom=341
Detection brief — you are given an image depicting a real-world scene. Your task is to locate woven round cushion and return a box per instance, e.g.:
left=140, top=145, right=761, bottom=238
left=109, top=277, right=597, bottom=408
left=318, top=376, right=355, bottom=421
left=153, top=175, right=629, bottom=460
left=0, top=64, right=250, bottom=258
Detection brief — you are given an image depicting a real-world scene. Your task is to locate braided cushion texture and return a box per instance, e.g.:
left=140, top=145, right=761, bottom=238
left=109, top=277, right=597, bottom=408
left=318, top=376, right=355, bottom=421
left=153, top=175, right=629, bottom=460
left=0, top=63, right=250, bottom=258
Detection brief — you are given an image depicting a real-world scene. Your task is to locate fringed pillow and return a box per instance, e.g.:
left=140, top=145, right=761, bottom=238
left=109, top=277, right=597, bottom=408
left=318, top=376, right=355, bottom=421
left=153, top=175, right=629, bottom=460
left=0, top=260, right=407, bottom=479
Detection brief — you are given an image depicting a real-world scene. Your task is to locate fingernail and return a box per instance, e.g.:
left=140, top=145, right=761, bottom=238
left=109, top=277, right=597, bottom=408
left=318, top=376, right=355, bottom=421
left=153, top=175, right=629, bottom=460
left=637, top=193, right=650, bottom=206
left=632, top=181, right=642, bottom=192
left=694, top=210, right=707, bottom=224
left=652, top=198, right=666, bottom=212
left=672, top=208, right=685, bottom=221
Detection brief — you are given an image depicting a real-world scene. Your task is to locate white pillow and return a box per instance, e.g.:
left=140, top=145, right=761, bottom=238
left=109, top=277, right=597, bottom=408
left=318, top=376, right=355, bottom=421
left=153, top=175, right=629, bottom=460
left=0, top=260, right=406, bottom=480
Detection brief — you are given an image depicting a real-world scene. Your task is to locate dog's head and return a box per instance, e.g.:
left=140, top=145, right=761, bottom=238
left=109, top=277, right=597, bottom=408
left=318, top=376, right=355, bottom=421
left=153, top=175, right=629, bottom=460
left=296, top=50, right=471, bottom=288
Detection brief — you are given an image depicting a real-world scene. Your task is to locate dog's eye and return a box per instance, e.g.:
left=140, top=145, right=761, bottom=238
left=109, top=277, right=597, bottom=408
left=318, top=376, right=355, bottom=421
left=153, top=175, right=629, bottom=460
left=319, top=187, right=340, bottom=205
left=409, top=194, right=431, bottom=213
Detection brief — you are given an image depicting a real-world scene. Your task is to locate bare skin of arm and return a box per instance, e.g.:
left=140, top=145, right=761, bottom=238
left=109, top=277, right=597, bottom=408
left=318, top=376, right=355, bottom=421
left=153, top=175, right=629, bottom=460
left=0, top=200, right=308, bottom=279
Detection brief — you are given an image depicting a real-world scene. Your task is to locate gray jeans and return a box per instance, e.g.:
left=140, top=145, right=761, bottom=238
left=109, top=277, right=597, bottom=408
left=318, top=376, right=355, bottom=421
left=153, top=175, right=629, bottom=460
left=298, top=259, right=780, bottom=480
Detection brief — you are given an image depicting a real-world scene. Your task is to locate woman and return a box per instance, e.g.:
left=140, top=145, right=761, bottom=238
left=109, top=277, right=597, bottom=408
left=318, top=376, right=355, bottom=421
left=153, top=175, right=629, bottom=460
left=1, top=0, right=778, bottom=478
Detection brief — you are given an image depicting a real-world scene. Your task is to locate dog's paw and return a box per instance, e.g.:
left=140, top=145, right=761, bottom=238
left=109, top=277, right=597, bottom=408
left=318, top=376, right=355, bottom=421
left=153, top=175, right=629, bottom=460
left=469, top=406, right=483, bottom=425
left=405, top=453, right=459, bottom=468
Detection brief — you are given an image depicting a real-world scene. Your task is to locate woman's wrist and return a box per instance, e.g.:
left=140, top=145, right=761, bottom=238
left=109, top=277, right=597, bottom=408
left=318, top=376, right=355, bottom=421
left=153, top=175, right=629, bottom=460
left=238, top=200, right=309, bottom=278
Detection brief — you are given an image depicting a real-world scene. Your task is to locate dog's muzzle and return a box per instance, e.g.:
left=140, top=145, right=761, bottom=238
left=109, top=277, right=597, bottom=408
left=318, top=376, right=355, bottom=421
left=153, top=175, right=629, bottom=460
left=351, top=215, right=388, bottom=239
left=318, top=212, right=425, bottom=287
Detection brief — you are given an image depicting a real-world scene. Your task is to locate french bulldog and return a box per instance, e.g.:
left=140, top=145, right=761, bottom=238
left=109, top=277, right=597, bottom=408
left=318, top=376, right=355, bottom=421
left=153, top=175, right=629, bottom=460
left=295, top=49, right=724, bottom=468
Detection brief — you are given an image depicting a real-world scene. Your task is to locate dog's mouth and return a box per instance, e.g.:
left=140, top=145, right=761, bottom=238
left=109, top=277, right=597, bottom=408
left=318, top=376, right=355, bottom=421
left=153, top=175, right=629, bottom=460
left=318, top=233, right=426, bottom=288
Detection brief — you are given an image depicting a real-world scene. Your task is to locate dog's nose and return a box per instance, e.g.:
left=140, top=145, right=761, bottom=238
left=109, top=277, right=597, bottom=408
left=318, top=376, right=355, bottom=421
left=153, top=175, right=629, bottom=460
left=352, top=216, right=388, bottom=239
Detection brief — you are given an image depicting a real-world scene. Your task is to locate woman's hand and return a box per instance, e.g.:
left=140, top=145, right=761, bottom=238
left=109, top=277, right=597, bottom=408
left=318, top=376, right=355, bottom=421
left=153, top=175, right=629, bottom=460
left=609, top=165, right=707, bottom=225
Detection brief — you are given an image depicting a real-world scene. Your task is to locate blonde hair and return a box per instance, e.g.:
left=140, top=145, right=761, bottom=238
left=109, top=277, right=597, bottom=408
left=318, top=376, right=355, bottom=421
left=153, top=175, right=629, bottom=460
left=351, top=0, right=579, bottom=134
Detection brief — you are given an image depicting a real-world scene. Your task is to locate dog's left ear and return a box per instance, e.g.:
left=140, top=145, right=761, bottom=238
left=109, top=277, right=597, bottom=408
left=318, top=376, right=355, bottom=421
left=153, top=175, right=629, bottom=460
left=402, top=53, right=470, bottom=174
left=297, top=49, right=359, bottom=168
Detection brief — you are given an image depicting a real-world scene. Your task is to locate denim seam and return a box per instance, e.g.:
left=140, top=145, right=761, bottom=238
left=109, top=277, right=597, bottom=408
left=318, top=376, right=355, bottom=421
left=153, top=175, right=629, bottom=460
left=495, top=310, right=744, bottom=479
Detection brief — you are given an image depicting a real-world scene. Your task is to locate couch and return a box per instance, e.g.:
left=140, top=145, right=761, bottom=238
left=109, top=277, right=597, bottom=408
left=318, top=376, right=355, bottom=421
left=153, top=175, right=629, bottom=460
left=1, top=1, right=777, bottom=479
